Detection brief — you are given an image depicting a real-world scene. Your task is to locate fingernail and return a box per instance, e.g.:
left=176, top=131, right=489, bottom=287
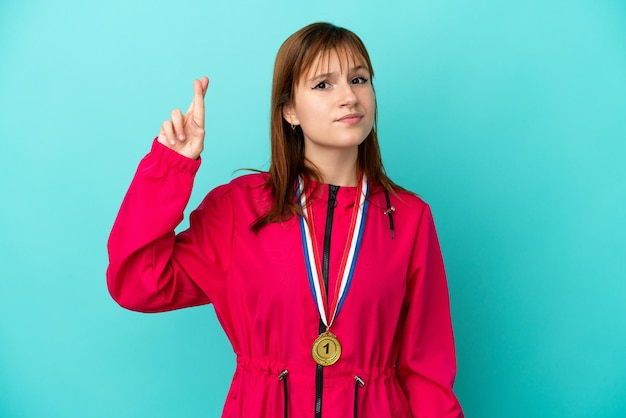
left=178, top=134, right=185, bottom=140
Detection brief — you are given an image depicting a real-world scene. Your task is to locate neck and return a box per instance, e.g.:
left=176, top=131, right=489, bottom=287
left=304, top=144, right=359, bottom=187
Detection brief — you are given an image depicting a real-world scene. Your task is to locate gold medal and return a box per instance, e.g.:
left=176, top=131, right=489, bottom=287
left=312, top=332, right=342, bottom=366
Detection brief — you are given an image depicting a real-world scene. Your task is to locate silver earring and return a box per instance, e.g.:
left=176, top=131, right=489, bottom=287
left=290, top=123, right=296, bottom=131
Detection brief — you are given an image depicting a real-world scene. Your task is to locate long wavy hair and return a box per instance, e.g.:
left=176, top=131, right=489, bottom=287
left=251, top=22, right=401, bottom=232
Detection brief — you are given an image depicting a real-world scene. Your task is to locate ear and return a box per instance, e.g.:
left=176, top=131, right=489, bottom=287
left=282, top=103, right=300, bottom=126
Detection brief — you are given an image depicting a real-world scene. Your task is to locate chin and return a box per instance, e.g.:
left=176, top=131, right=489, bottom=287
left=331, top=139, right=365, bottom=149
left=335, top=132, right=369, bottom=145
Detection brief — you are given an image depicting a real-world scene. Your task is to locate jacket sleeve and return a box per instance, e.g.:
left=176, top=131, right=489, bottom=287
left=106, top=139, right=233, bottom=313
left=396, top=204, right=463, bottom=417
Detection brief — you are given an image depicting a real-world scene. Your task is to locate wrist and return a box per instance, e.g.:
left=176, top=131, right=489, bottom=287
left=151, top=138, right=202, bottom=173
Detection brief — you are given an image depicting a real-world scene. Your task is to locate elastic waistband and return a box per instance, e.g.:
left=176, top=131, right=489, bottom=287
left=236, top=355, right=397, bottom=383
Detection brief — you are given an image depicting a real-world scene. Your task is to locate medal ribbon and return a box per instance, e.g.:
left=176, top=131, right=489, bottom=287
left=297, top=174, right=369, bottom=329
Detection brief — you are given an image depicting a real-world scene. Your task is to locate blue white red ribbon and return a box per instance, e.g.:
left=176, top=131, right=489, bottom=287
left=297, top=175, right=369, bottom=329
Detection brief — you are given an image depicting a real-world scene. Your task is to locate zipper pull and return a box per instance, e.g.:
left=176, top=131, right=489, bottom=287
left=328, top=185, right=339, bottom=208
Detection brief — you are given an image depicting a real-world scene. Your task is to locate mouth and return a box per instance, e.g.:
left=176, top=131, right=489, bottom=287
left=336, top=113, right=363, bottom=125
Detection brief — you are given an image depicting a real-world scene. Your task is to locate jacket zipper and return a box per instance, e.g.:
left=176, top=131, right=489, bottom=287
left=315, top=184, right=339, bottom=418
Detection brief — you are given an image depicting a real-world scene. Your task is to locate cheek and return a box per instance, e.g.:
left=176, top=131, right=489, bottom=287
left=364, top=89, right=376, bottom=109
left=296, top=98, right=326, bottom=124
left=362, top=91, right=376, bottom=121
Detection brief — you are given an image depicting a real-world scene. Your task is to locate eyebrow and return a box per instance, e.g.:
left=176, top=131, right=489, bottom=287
left=306, top=65, right=369, bottom=83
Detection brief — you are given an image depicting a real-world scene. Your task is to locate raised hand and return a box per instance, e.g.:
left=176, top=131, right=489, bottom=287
left=157, top=76, right=209, bottom=160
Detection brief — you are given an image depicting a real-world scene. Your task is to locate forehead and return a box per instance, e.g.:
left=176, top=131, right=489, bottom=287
left=301, top=46, right=369, bottom=79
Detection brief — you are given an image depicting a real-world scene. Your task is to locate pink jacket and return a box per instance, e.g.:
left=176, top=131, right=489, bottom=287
left=107, top=140, right=463, bottom=417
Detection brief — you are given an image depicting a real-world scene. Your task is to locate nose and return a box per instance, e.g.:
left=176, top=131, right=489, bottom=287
left=338, top=81, right=358, bottom=107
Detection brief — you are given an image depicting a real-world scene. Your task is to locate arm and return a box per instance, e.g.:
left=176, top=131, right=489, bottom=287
left=397, top=204, right=464, bottom=417
left=106, top=77, right=232, bottom=312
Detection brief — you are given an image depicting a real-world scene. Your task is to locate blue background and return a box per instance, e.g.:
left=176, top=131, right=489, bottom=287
left=1, top=0, right=625, bottom=416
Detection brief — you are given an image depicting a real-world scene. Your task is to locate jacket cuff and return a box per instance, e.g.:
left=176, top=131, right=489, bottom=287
left=150, top=137, right=202, bottom=174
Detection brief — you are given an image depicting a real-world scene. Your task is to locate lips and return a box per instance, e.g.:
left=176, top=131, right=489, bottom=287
left=336, top=113, right=363, bottom=125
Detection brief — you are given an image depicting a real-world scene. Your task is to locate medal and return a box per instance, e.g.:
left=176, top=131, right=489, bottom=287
left=311, top=332, right=342, bottom=366
left=298, top=174, right=369, bottom=367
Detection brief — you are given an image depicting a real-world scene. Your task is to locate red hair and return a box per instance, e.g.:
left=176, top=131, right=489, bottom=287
left=252, top=22, right=401, bottom=232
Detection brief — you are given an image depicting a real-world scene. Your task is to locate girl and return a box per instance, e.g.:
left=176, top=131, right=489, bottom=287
left=107, top=22, right=463, bottom=418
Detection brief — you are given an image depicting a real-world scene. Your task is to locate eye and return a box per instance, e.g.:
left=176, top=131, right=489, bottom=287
left=313, top=81, right=331, bottom=90
left=351, top=76, right=369, bottom=85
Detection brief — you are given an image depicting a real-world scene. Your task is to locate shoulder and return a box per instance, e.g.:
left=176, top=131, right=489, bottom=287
left=394, top=188, right=429, bottom=211
left=227, top=172, right=269, bottom=189
left=200, top=172, right=271, bottom=219
left=370, top=183, right=429, bottom=214
left=224, top=172, right=271, bottom=202
left=205, top=172, right=269, bottom=198
left=367, top=184, right=435, bottom=240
